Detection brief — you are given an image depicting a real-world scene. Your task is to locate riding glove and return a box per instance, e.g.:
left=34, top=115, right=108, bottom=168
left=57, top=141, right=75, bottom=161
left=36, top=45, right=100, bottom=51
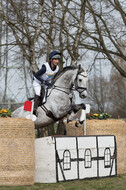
left=45, top=80, right=50, bottom=86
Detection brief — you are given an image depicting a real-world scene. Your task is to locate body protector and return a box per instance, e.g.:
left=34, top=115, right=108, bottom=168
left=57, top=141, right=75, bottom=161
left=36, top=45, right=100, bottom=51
left=34, top=62, right=59, bottom=84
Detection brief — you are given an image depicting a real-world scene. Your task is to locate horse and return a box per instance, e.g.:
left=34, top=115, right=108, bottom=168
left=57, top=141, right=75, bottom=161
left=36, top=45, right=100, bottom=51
left=13, top=65, right=88, bottom=129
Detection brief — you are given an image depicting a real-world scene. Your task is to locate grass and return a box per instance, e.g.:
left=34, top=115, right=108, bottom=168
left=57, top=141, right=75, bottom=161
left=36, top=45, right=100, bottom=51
left=0, top=174, right=126, bottom=190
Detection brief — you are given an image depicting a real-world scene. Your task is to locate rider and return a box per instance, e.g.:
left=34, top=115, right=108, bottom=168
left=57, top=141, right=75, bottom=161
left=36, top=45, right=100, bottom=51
left=33, top=50, right=61, bottom=114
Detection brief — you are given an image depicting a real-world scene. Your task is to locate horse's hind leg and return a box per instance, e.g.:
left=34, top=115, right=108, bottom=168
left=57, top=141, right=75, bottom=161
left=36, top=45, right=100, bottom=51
left=56, top=119, right=66, bottom=135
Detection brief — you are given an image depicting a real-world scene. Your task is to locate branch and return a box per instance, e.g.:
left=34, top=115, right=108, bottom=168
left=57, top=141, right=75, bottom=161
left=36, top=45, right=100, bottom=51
left=87, top=0, right=126, bottom=78
left=8, top=0, right=31, bottom=42
left=72, top=0, right=87, bottom=63
left=34, top=1, right=44, bottom=42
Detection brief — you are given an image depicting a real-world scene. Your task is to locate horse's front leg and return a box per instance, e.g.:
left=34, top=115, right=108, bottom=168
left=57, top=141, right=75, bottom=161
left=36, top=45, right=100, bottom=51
left=67, top=103, right=86, bottom=126
left=71, top=103, right=86, bottom=113
left=75, top=109, right=86, bottom=127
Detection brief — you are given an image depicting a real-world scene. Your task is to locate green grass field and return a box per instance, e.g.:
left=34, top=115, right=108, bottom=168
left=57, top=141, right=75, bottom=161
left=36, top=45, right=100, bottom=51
left=0, top=174, right=126, bottom=190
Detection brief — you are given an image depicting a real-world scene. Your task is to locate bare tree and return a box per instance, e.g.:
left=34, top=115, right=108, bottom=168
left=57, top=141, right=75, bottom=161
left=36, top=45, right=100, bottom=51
left=0, top=0, right=126, bottom=75
left=0, top=0, right=2, bottom=77
left=108, top=41, right=126, bottom=117
left=0, top=0, right=44, bottom=73
left=81, top=0, right=126, bottom=77
left=2, top=0, right=9, bottom=102
left=88, top=75, right=110, bottom=113
left=0, top=0, right=126, bottom=128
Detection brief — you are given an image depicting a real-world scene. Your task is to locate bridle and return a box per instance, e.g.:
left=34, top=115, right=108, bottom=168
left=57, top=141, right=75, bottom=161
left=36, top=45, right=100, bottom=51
left=40, top=70, right=87, bottom=121
left=47, top=71, right=87, bottom=97
left=74, top=72, right=87, bottom=93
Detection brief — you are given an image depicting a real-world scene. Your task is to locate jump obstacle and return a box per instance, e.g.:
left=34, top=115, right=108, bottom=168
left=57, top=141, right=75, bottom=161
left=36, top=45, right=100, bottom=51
left=35, top=135, right=117, bottom=183
left=0, top=118, right=35, bottom=186
left=0, top=102, right=119, bottom=185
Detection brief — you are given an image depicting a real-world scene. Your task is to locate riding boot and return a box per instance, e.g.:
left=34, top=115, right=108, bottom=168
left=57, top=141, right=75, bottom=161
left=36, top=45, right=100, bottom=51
left=33, top=95, right=42, bottom=115
left=40, top=86, right=45, bottom=104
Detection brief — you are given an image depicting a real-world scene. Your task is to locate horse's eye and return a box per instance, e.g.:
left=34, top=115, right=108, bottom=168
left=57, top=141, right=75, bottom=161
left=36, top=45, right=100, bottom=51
left=79, top=79, right=82, bottom=82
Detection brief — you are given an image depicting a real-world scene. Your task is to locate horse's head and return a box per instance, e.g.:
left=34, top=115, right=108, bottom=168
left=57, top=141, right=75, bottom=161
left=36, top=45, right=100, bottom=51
left=75, top=65, right=88, bottom=99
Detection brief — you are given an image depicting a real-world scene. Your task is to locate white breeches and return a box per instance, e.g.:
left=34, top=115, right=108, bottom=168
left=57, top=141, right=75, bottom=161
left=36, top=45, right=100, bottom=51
left=33, top=80, right=41, bottom=96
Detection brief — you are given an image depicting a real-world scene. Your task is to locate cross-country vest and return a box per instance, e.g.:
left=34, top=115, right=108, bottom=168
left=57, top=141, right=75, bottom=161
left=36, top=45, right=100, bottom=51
left=40, top=62, right=59, bottom=82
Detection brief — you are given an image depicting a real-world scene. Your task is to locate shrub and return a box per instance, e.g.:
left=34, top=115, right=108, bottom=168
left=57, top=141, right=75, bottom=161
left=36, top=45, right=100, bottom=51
left=87, top=113, right=111, bottom=120
left=0, top=108, right=14, bottom=117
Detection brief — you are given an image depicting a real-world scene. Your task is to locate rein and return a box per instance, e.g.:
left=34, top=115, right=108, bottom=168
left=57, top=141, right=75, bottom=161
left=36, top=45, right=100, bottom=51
left=48, top=73, right=87, bottom=96
left=46, top=71, right=87, bottom=103
left=40, top=68, right=87, bottom=121
left=50, top=85, right=71, bottom=95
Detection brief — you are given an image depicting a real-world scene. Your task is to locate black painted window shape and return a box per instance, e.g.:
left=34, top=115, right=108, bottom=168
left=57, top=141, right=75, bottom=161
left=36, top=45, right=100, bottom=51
left=104, top=148, right=111, bottom=168
left=84, top=149, right=92, bottom=168
left=63, top=150, right=71, bottom=170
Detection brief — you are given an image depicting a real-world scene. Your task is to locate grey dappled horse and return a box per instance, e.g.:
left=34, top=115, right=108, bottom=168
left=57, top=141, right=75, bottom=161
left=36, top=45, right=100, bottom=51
left=14, top=65, right=88, bottom=129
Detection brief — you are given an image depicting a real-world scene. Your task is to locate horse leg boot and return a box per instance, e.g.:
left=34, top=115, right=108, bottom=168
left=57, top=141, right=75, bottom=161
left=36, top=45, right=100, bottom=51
left=33, top=95, right=42, bottom=115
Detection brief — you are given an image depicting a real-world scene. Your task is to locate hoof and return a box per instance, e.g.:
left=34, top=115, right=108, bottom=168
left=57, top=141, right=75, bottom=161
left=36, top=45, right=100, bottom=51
left=75, top=121, right=79, bottom=127
left=67, top=118, right=73, bottom=123
left=75, top=121, right=83, bottom=128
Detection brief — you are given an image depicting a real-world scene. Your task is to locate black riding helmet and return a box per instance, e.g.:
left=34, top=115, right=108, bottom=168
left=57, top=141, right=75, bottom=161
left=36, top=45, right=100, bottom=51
left=49, top=51, right=61, bottom=60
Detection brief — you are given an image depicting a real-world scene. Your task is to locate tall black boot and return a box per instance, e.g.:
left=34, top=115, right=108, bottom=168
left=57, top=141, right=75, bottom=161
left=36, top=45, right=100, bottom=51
left=40, top=86, right=45, bottom=104
left=33, top=95, right=42, bottom=115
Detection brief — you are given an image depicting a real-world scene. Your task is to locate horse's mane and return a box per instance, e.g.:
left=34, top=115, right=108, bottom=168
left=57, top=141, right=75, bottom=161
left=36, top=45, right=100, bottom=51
left=50, top=65, right=78, bottom=86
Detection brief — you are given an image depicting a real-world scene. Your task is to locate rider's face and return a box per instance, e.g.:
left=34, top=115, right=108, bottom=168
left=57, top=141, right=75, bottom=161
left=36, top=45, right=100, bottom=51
left=51, top=58, right=60, bottom=67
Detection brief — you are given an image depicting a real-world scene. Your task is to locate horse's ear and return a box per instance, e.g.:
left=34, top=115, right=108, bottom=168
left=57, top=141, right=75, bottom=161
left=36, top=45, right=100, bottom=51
left=78, top=64, right=81, bottom=71
left=85, top=67, right=88, bottom=72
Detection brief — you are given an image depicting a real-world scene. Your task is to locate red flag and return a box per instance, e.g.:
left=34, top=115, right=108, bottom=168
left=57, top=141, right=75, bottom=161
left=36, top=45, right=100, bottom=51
left=24, top=101, right=32, bottom=112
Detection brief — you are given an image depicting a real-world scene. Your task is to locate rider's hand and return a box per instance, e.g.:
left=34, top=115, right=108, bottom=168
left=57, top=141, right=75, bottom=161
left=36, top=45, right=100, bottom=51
left=44, top=80, right=50, bottom=86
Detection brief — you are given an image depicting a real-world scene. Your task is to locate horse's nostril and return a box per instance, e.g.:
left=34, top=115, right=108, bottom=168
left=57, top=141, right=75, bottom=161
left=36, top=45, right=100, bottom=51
left=81, top=93, right=87, bottom=98
left=80, top=94, right=85, bottom=98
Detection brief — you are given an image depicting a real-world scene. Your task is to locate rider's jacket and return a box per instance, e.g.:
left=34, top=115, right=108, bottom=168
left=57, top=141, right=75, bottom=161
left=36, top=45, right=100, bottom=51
left=34, top=62, right=59, bottom=84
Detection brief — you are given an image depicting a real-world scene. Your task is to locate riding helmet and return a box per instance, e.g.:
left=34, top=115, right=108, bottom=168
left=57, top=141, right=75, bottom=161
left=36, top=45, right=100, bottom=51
left=49, top=51, right=61, bottom=60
